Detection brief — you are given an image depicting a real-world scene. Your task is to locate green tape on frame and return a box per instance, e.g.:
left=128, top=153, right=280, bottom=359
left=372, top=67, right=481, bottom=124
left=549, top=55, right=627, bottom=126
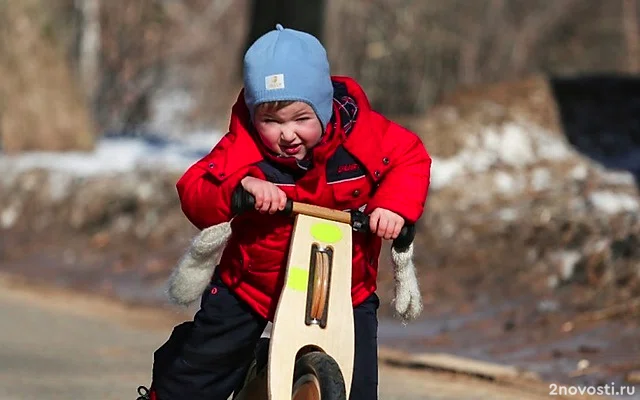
left=287, top=267, right=309, bottom=292
left=310, top=222, right=343, bottom=244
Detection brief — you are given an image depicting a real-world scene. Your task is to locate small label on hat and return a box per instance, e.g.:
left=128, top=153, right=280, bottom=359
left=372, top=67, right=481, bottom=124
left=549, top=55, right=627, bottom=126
left=265, top=74, right=285, bottom=90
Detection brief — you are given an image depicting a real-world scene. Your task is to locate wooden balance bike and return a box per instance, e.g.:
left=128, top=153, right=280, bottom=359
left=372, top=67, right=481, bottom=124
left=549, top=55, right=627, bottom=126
left=229, top=189, right=415, bottom=400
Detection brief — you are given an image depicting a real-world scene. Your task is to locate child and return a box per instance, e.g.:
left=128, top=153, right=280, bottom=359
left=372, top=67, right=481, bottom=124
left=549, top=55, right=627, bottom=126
left=138, top=24, right=431, bottom=400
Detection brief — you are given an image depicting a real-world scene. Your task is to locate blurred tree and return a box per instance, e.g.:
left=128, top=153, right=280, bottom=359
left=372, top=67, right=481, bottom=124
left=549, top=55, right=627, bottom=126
left=77, top=0, right=101, bottom=101
left=0, top=0, right=95, bottom=153
left=96, top=1, right=172, bottom=134
left=243, top=0, right=326, bottom=66
left=325, top=0, right=585, bottom=115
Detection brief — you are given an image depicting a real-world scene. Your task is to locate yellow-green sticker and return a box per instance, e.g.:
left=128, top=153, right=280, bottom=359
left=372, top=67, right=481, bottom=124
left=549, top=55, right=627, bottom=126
left=287, top=267, right=308, bottom=292
left=310, top=223, right=343, bottom=243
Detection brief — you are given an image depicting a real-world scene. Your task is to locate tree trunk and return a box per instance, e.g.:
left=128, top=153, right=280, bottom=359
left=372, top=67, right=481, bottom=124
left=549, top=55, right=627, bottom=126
left=77, top=0, right=101, bottom=101
left=0, top=0, right=96, bottom=153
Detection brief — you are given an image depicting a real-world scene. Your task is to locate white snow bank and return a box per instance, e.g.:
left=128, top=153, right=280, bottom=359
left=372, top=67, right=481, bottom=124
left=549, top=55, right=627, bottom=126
left=0, top=131, right=222, bottom=178
left=589, top=191, right=640, bottom=214
left=429, top=122, right=572, bottom=190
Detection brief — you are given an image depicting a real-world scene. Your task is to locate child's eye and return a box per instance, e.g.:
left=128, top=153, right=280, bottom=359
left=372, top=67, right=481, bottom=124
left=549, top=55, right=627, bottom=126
left=263, top=118, right=277, bottom=123
left=296, top=117, right=310, bottom=121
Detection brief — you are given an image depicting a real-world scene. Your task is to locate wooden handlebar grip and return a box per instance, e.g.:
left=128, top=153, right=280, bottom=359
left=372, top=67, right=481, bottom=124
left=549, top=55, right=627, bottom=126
left=291, top=203, right=352, bottom=224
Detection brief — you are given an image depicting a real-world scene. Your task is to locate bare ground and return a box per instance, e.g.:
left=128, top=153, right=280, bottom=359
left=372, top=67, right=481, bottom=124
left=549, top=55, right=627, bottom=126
left=0, top=274, right=609, bottom=400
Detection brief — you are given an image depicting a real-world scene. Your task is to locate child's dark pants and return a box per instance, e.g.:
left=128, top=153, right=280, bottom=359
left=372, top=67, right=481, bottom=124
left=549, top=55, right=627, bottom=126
left=152, top=274, right=380, bottom=400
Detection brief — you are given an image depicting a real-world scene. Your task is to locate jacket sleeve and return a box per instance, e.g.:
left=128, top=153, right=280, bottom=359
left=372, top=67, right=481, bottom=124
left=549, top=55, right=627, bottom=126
left=366, top=116, right=432, bottom=223
left=176, top=151, right=248, bottom=230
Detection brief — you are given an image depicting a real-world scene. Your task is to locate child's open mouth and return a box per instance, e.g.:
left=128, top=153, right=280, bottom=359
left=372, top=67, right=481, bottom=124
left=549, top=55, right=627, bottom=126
left=281, top=144, right=302, bottom=155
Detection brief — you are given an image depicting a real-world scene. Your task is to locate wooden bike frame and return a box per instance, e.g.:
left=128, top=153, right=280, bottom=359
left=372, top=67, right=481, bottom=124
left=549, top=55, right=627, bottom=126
left=234, top=203, right=356, bottom=400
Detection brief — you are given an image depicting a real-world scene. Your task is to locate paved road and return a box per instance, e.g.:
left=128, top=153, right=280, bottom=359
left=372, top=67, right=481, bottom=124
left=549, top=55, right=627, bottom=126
left=0, top=275, right=596, bottom=400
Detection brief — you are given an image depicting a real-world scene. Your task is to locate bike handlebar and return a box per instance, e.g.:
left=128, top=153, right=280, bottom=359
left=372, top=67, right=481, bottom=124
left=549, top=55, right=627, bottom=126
left=231, top=187, right=415, bottom=251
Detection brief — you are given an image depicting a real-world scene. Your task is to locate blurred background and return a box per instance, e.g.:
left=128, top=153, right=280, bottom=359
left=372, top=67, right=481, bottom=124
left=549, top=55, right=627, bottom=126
left=1, top=0, right=640, bottom=395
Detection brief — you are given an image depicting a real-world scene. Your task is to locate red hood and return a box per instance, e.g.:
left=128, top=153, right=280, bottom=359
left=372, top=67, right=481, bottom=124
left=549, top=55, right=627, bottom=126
left=214, top=76, right=384, bottom=181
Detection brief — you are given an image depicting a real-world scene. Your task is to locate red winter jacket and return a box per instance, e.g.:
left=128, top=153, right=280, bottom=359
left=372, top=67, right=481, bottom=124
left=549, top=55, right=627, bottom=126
left=176, top=76, right=431, bottom=320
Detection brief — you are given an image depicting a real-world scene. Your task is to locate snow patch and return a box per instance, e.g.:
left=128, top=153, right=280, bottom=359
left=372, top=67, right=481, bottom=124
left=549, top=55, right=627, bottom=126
left=0, top=132, right=221, bottom=178
left=494, top=171, right=516, bottom=194
left=497, top=123, right=536, bottom=167
left=1, top=203, right=21, bottom=229
left=596, top=169, right=636, bottom=186
left=48, top=172, right=75, bottom=202
left=429, top=157, right=464, bottom=190
left=465, top=149, right=497, bottom=173
left=569, top=164, right=589, bottom=181
left=589, top=191, right=640, bottom=214
left=549, top=250, right=582, bottom=281
left=535, top=130, right=572, bottom=161
left=498, top=208, right=518, bottom=221
left=531, top=168, right=551, bottom=191
left=427, top=122, right=573, bottom=189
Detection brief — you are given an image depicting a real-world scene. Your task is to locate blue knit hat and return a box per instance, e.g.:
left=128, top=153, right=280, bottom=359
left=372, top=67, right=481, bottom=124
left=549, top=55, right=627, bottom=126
left=243, top=24, right=334, bottom=129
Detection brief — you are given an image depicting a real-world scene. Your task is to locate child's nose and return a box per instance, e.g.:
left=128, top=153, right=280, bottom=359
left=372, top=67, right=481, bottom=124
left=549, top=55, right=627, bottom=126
left=280, top=126, right=296, bottom=141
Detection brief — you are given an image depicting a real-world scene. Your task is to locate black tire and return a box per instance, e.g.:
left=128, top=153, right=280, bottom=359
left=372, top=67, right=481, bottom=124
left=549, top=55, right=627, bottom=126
left=292, top=352, right=346, bottom=400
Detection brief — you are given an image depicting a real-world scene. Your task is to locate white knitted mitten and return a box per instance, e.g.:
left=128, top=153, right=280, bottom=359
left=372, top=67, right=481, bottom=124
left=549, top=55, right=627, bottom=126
left=390, top=242, right=423, bottom=322
left=167, top=222, right=232, bottom=306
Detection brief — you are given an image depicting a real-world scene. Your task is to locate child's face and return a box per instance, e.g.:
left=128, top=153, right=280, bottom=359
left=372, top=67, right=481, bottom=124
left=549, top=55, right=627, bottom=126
left=253, top=101, right=324, bottom=160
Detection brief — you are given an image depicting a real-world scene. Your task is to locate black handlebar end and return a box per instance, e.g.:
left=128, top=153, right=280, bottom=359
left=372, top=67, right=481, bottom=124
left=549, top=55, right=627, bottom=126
left=231, top=185, right=255, bottom=215
left=392, top=224, right=415, bottom=252
left=351, top=209, right=415, bottom=251
left=283, top=199, right=294, bottom=215
left=350, top=210, right=370, bottom=233
left=231, top=186, right=295, bottom=216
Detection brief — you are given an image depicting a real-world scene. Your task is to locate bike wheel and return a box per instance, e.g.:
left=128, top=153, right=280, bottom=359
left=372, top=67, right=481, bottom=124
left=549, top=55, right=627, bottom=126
left=292, top=352, right=346, bottom=400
